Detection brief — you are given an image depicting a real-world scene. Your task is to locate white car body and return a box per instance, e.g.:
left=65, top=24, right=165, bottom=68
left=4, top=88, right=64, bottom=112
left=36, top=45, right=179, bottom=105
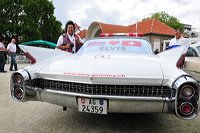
left=10, top=37, right=200, bottom=120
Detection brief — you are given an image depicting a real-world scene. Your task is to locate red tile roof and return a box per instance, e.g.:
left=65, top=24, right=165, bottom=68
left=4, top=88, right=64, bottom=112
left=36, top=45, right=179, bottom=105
left=98, top=22, right=130, bottom=33
left=78, top=29, right=87, bottom=38
left=97, top=18, right=175, bottom=36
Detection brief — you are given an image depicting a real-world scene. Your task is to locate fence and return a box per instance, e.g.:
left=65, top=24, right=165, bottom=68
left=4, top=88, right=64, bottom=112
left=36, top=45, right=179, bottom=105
left=6, top=54, right=31, bottom=64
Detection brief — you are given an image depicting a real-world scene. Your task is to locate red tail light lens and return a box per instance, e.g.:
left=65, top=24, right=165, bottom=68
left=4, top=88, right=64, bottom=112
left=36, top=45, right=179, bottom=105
left=176, top=55, right=185, bottom=68
left=14, top=88, right=24, bottom=99
left=24, top=52, right=36, bottom=64
left=180, top=103, right=193, bottom=115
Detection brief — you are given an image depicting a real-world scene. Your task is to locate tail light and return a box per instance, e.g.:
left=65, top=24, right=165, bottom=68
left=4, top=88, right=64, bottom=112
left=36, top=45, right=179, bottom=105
left=180, top=103, right=194, bottom=115
left=24, top=52, right=36, bottom=64
left=12, top=74, right=25, bottom=100
left=14, top=88, right=24, bottom=100
left=181, top=85, right=195, bottom=98
left=176, top=54, right=185, bottom=68
left=174, top=76, right=199, bottom=119
left=14, top=75, right=23, bottom=84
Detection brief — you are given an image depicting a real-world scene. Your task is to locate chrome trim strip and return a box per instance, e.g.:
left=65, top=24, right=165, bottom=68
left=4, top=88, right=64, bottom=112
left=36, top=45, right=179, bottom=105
left=184, top=69, right=200, bottom=75
left=43, top=88, right=167, bottom=101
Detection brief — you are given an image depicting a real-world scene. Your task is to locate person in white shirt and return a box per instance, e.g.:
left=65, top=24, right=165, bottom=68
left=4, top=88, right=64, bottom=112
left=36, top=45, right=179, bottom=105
left=56, top=20, right=84, bottom=53
left=0, top=37, right=10, bottom=72
left=7, top=38, right=18, bottom=71
left=168, top=29, right=189, bottom=49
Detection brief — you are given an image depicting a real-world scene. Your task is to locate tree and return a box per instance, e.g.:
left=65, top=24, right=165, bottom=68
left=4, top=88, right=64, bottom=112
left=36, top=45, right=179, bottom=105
left=142, top=11, right=184, bottom=32
left=22, top=0, right=62, bottom=42
left=0, top=0, right=62, bottom=43
left=0, top=0, right=24, bottom=41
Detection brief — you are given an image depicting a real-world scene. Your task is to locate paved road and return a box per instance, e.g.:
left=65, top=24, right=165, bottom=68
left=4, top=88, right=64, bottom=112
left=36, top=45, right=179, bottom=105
left=1, top=64, right=200, bottom=133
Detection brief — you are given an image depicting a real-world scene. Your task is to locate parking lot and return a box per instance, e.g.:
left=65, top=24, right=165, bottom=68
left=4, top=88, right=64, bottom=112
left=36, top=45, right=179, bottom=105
left=1, top=64, right=200, bottom=133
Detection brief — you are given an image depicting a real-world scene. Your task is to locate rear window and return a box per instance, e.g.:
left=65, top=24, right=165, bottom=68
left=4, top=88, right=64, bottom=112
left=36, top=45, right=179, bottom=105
left=78, top=38, right=153, bottom=54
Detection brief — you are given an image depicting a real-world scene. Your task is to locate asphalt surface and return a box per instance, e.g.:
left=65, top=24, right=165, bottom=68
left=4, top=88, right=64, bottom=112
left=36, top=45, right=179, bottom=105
left=1, top=64, right=200, bottom=133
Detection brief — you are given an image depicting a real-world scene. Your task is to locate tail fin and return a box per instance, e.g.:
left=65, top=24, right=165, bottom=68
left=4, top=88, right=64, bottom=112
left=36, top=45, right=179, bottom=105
left=158, top=44, right=189, bottom=68
left=19, top=45, right=70, bottom=64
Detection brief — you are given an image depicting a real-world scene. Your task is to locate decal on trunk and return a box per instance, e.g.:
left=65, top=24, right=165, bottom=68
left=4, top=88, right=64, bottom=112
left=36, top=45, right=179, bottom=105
left=64, top=72, right=126, bottom=78
left=94, top=55, right=111, bottom=59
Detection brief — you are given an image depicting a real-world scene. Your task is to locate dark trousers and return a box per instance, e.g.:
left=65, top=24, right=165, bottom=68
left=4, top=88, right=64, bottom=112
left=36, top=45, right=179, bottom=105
left=0, top=51, right=6, bottom=72
left=9, top=53, right=18, bottom=71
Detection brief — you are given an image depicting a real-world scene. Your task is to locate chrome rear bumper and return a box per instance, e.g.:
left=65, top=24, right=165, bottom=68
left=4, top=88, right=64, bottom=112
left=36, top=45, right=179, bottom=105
left=18, top=86, right=173, bottom=113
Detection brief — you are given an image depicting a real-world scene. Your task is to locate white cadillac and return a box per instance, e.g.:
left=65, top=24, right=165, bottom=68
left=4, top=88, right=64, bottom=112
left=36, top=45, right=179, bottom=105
left=10, top=33, right=200, bottom=120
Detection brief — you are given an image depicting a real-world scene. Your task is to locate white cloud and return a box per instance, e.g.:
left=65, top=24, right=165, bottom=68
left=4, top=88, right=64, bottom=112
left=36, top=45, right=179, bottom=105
left=52, top=0, right=200, bottom=31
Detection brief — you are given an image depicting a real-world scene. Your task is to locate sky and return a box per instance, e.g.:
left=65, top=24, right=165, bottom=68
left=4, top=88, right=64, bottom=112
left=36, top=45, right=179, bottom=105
left=51, top=0, right=200, bottom=32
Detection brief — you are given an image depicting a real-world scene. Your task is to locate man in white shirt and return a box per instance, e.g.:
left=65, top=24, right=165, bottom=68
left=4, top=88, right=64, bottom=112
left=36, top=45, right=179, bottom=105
left=56, top=20, right=84, bottom=53
left=0, top=37, right=10, bottom=72
left=168, top=29, right=189, bottom=49
left=7, top=38, right=18, bottom=71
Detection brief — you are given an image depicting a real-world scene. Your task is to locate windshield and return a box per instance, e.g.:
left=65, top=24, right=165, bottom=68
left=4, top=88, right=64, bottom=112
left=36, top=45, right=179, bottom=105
left=78, top=38, right=153, bottom=54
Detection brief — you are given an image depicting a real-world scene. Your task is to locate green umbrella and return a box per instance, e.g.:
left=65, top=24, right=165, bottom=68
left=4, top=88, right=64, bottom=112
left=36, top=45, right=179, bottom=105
left=20, top=40, right=57, bottom=48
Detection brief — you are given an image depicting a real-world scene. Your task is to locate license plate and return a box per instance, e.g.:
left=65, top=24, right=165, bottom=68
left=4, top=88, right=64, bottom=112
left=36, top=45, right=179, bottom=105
left=78, top=98, right=107, bottom=114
